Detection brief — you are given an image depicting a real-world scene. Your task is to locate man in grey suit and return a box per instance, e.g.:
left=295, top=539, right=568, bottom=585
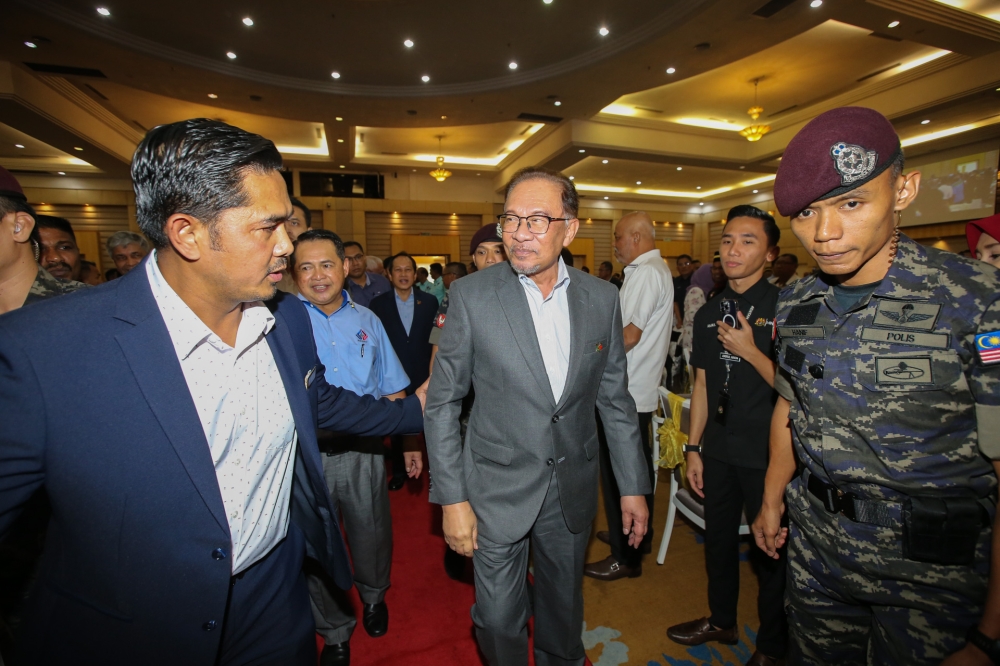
left=425, top=167, right=650, bottom=666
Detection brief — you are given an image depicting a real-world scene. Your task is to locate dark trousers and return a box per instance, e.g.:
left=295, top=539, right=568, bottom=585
left=216, top=524, right=317, bottom=666
left=702, top=455, right=787, bottom=659
left=472, top=472, right=589, bottom=666
left=598, top=412, right=655, bottom=565
left=388, top=435, right=406, bottom=480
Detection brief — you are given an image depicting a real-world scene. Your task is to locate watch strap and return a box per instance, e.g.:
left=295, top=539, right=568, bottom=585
left=683, top=444, right=701, bottom=454
left=967, top=626, right=1000, bottom=664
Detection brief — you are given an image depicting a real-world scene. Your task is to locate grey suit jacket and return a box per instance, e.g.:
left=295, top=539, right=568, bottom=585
left=425, top=261, right=651, bottom=544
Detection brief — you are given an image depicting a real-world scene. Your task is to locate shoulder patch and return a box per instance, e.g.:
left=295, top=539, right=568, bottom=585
left=786, top=303, right=821, bottom=326
left=783, top=346, right=806, bottom=374
left=872, top=301, right=940, bottom=330
left=975, top=331, right=1000, bottom=366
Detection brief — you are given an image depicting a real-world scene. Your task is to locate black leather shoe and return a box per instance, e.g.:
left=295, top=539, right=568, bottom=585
left=388, top=476, right=405, bottom=491
left=746, top=651, right=786, bottom=666
left=362, top=601, right=389, bottom=637
left=583, top=555, right=641, bottom=581
left=320, top=641, right=350, bottom=666
left=595, top=530, right=610, bottom=545
left=444, top=548, right=466, bottom=580
left=667, top=617, right=739, bottom=646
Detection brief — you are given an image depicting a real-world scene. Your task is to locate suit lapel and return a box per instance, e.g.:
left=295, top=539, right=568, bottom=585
left=495, top=268, right=556, bottom=406
left=113, top=266, right=229, bottom=536
left=556, top=274, right=590, bottom=411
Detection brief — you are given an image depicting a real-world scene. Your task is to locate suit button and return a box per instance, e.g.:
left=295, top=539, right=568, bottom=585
left=203, top=620, right=217, bottom=631
left=551, top=415, right=559, bottom=423
left=808, top=364, right=824, bottom=379
left=212, top=547, right=227, bottom=561
left=546, top=458, right=554, bottom=466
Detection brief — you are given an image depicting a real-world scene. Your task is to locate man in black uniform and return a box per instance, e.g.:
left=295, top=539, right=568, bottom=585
left=667, top=205, right=787, bottom=666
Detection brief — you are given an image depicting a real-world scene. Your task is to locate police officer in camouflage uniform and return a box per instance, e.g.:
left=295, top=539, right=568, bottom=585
left=751, top=107, right=1000, bottom=665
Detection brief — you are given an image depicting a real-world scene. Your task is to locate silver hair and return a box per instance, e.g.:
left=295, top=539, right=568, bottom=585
left=106, top=230, right=150, bottom=254
left=366, top=256, right=383, bottom=272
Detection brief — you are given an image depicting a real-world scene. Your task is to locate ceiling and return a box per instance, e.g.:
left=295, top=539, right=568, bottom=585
left=1, top=0, right=999, bottom=206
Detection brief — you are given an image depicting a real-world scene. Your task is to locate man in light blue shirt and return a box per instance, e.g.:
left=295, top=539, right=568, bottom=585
left=418, top=261, right=447, bottom=303
left=292, top=229, right=421, bottom=666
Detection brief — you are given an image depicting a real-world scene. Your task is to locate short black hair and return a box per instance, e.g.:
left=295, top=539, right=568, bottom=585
left=677, top=254, right=693, bottom=263
left=292, top=228, right=345, bottom=268
left=131, top=118, right=283, bottom=248
left=35, top=215, right=77, bottom=242
left=725, top=204, right=780, bottom=248
left=390, top=252, right=417, bottom=272
left=444, top=261, right=468, bottom=277
left=417, top=266, right=428, bottom=277
left=503, top=166, right=579, bottom=219
left=288, top=197, right=312, bottom=228
left=429, top=262, right=443, bottom=274
left=777, top=252, right=799, bottom=264
left=343, top=241, right=364, bottom=254
left=600, top=260, right=613, bottom=271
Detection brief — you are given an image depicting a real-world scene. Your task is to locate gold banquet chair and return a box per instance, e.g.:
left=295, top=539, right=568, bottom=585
left=655, top=387, right=750, bottom=564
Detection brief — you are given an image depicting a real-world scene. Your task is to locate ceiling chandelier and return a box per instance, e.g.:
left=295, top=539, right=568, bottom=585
left=739, top=79, right=771, bottom=143
left=429, top=135, right=452, bottom=182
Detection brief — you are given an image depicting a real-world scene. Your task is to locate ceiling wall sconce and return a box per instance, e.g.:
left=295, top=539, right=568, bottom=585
left=739, top=78, right=771, bottom=142
left=429, top=135, right=452, bottom=182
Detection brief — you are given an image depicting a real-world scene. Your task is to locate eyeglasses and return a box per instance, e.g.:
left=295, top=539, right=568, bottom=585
left=496, top=214, right=571, bottom=235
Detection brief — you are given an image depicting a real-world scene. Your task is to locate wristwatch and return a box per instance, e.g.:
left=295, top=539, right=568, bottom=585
left=967, top=625, right=1000, bottom=664
left=683, top=444, right=702, bottom=454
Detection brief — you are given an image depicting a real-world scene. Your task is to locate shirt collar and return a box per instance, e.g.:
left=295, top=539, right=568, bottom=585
left=146, top=249, right=274, bottom=360
left=518, top=257, right=570, bottom=295
left=395, top=287, right=414, bottom=302
left=626, top=249, right=663, bottom=269
left=722, top=275, right=771, bottom=305
left=297, top=289, right=353, bottom=318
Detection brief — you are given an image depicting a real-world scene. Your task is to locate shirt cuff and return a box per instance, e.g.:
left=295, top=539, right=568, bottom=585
left=977, top=403, right=1000, bottom=459
left=774, top=368, right=795, bottom=402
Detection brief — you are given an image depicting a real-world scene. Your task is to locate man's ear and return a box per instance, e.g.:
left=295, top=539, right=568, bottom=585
left=562, top=218, right=581, bottom=247
left=895, top=170, right=921, bottom=211
left=163, top=213, right=206, bottom=261
left=12, top=212, right=35, bottom=242
left=768, top=245, right=780, bottom=263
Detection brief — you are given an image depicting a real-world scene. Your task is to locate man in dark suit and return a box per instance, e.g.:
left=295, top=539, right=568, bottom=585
left=368, top=253, right=438, bottom=490
left=0, top=119, right=425, bottom=666
left=425, top=167, right=650, bottom=666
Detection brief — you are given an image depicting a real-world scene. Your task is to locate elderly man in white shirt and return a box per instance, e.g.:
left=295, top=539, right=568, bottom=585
left=586, top=211, right=674, bottom=581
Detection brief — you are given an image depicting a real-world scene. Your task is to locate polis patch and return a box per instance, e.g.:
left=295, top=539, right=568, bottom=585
left=860, top=327, right=950, bottom=349
left=875, top=357, right=933, bottom=385
left=872, top=301, right=941, bottom=331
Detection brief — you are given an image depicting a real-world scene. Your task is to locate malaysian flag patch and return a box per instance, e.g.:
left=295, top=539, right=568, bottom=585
left=975, top=331, right=1000, bottom=365
left=356, top=329, right=369, bottom=342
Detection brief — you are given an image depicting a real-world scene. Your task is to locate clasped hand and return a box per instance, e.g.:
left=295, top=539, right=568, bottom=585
left=716, top=311, right=756, bottom=360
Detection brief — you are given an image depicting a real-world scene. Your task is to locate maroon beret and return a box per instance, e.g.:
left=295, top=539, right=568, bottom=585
left=967, top=213, right=1000, bottom=254
left=470, top=223, right=503, bottom=256
left=774, top=107, right=901, bottom=217
left=0, top=165, right=26, bottom=202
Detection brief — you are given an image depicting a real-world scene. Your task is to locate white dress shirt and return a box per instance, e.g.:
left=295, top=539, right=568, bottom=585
left=518, top=258, right=572, bottom=403
left=146, top=252, right=297, bottom=574
left=620, top=249, right=675, bottom=412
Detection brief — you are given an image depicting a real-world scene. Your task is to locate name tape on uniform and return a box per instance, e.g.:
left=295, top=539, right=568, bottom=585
left=872, top=301, right=941, bottom=331
left=874, top=357, right=933, bottom=385
left=975, top=331, right=1000, bottom=366
left=860, top=327, right=949, bottom=349
left=778, top=326, right=826, bottom=339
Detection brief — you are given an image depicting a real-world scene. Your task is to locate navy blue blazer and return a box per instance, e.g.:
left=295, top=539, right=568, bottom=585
left=0, top=259, right=422, bottom=663
left=368, top=289, right=438, bottom=394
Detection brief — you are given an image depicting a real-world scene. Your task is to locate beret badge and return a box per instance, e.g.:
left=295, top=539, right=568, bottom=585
left=830, top=142, right=878, bottom=186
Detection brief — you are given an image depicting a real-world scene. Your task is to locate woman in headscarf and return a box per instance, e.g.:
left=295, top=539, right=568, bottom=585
left=967, top=212, right=1000, bottom=270
left=681, top=263, right=717, bottom=360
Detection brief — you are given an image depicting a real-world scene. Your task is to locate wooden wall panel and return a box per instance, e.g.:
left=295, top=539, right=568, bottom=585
left=366, top=212, right=483, bottom=262
left=574, top=218, right=612, bottom=269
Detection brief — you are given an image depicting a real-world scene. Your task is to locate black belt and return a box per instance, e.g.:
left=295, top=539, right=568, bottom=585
left=806, top=473, right=901, bottom=528
left=316, top=431, right=384, bottom=456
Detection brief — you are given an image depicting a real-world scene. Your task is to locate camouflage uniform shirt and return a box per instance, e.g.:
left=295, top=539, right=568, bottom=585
left=21, top=266, right=88, bottom=308
left=774, top=233, right=1000, bottom=501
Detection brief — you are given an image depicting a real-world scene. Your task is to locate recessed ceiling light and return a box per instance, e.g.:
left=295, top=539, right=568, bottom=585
left=226, top=51, right=237, bottom=59
left=544, top=0, right=553, bottom=3
left=74, top=146, right=83, bottom=151
left=888, top=20, right=900, bottom=28
left=696, top=186, right=701, bottom=190
left=604, top=196, right=609, bottom=200
left=57, top=171, right=66, bottom=175
left=509, top=62, right=518, bottom=70
left=699, top=201, right=704, bottom=206
left=602, top=159, right=608, bottom=164
left=404, top=39, right=414, bottom=48
left=739, top=165, right=745, bottom=169
left=25, top=41, right=37, bottom=48
left=809, top=0, right=822, bottom=6
left=337, top=139, right=344, bottom=143
left=921, top=119, right=930, bottom=125
left=569, top=176, right=575, bottom=180
left=554, top=100, right=561, bottom=106
left=636, top=181, right=642, bottom=185
left=579, top=149, right=585, bottom=153
left=14, top=144, right=24, bottom=149
left=676, top=166, right=682, bottom=171
left=666, top=67, right=676, bottom=74
left=96, top=7, right=110, bottom=16
left=599, top=27, right=610, bottom=37
left=421, top=75, right=430, bottom=82
left=752, top=189, right=759, bottom=193
left=331, top=71, right=341, bottom=79
left=208, top=93, right=218, bottom=99
left=335, top=117, right=343, bottom=121
left=441, top=115, right=447, bottom=119
left=242, top=17, right=254, bottom=26
left=339, top=165, right=345, bottom=168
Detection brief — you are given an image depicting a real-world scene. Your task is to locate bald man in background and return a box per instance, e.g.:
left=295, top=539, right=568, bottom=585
left=586, top=212, right=674, bottom=580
